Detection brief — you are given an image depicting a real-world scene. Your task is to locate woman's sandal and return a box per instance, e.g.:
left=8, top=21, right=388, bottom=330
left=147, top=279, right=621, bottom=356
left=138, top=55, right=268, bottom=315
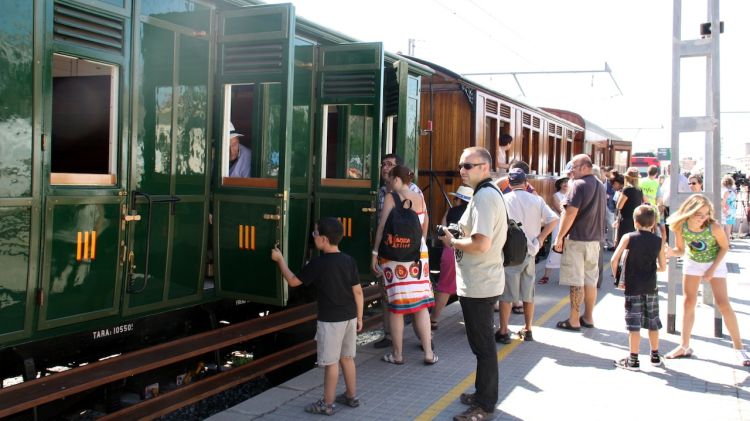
left=381, top=352, right=404, bottom=365
left=430, top=319, right=439, bottom=331
left=665, top=345, right=693, bottom=359
left=735, top=349, right=750, bottom=367
left=423, top=353, right=439, bottom=365
left=537, top=276, right=549, bottom=285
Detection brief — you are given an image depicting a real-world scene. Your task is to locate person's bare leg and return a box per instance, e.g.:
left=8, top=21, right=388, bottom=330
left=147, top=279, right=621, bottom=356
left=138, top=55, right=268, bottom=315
left=390, top=313, right=404, bottom=361
left=414, top=309, right=434, bottom=360
left=432, top=292, right=450, bottom=322
left=568, top=286, right=583, bottom=327
left=323, top=363, right=338, bottom=405
left=680, top=276, right=701, bottom=347
left=648, top=329, right=659, bottom=353
left=523, top=301, right=534, bottom=331
left=582, top=285, right=597, bottom=325
left=339, top=357, right=357, bottom=398
left=629, top=331, right=640, bottom=354
left=498, top=301, right=512, bottom=334
left=710, top=277, right=744, bottom=349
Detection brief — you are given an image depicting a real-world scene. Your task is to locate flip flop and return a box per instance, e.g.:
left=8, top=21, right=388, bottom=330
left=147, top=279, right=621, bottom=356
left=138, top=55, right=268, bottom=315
left=512, top=306, right=524, bottom=314
left=579, top=316, right=595, bottom=328
left=556, top=320, right=581, bottom=331
left=381, top=352, right=404, bottom=365
left=423, top=353, right=439, bottom=365
left=665, top=345, right=693, bottom=359
left=538, top=276, right=549, bottom=284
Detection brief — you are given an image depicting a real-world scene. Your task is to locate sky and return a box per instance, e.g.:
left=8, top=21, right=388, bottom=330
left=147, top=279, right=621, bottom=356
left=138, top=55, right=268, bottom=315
left=265, top=0, right=750, bottom=167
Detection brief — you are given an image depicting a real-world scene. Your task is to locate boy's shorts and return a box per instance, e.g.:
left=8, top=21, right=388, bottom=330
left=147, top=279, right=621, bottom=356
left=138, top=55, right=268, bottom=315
left=315, top=318, right=357, bottom=366
left=624, top=293, right=662, bottom=332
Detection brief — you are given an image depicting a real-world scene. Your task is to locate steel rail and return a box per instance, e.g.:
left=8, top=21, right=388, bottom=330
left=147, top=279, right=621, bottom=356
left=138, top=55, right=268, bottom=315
left=98, top=315, right=383, bottom=420
left=0, top=285, right=382, bottom=418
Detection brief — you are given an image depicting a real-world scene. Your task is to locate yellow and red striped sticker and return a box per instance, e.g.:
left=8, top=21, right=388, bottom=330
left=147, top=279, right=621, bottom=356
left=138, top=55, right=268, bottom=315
left=239, top=225, right=256, bottom=250
left=76, top=231, right=97, bottom=261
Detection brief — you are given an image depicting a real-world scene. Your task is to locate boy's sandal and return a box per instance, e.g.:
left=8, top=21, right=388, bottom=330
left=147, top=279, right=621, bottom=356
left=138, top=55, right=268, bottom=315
left=537, top=276, right=549, bottom=284
left=335, top=393, right=360, bottom=408
left=381, top=352, right=404, bottom=365
left=665, top=345, right=693, bottom=359
left=511, top=306, right=524, bottom=314
left=305, top=399, right=335, bottom=415
left=424, top=353, right=439, bottom=365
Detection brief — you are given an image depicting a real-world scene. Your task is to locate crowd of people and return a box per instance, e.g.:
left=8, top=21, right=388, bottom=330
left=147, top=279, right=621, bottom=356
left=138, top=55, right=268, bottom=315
left=269, top=148, right=750, bottom=419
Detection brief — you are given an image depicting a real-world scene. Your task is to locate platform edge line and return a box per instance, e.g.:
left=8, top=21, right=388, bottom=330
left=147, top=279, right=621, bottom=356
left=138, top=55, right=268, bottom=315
left=414, top=296, right=570, bottom=420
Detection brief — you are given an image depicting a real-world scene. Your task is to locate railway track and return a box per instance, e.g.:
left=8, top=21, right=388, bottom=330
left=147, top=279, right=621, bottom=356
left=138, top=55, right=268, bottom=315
left=0, top=285, right=383, bottom=420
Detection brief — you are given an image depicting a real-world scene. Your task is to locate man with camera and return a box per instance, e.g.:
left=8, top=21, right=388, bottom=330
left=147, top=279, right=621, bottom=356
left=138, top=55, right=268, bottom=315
left=438, top=147, right=507, bottom=421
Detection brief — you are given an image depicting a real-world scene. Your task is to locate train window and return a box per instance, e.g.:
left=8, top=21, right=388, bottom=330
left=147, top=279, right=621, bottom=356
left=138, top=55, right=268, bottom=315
left=50, top=54, right=118, bottom=185
left=320, top=104, right=373, bottom=187
left=221, top=83, right=281, bottom=188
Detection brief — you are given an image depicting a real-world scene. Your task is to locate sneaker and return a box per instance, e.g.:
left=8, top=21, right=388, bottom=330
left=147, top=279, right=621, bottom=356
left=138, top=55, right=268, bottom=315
left=614, top=357, right=640, bottom=371
left=494, top=331, right=511, bottom=344
left=335, top=393, right=360, bottom=408
left=650, top=353, right=664, bottom=367
left=305, top=399, right=335, bottom=416
left=453, top=405, right=494, bottom=421
left=519, top=329, right=533, bottom=342
left=373, top=337, right=392, bottom=349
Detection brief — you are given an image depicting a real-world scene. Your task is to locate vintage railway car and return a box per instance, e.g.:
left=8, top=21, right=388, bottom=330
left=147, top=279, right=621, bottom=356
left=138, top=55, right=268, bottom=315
left=407, top=57, right=584, bottom=228
left=0, top=0, right=431, bottom=381
left=542, top=108, right=632, bottom=173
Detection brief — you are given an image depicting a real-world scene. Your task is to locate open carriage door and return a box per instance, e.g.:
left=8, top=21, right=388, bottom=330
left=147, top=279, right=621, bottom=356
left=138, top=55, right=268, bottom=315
left=214, top=4, right=295, bottom=305
left=314, top=43, right=384, bottom=281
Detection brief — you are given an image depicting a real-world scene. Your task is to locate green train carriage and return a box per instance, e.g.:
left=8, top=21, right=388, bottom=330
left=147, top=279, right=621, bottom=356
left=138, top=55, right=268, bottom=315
left=0, top=0, right=430, bottom=381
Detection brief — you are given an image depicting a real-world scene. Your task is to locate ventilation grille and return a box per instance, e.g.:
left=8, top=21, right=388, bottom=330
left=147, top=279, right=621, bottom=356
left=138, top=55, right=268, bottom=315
left=500, top=104, right=511, bottom=119
left=384, top=68, right=399, bottom=115
left=323, top=72, right=376, bottom=97
left=567, top=130, right=573, bottom=139
left=522, top=113, right=531, bottom=126
left=223, top=43, right=283, bottom=75
left=548, top=122, right=555, bottom=132
left=557, top=126, right=563, bottom=136
left=53, top=3, right=124, bottom=54
left=486, top=99, right=498, bottom=115
left=532, top=116, right=540, bottom=128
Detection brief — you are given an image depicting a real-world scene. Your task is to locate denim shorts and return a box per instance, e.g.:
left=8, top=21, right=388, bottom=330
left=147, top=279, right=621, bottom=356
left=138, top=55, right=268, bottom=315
left=624, top=293, right=662, bottom=332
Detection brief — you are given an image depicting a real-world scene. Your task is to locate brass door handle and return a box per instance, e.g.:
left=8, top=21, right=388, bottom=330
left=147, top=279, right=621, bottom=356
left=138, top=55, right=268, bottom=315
left=263, top=214, right=281, bottom=221
left=361, top=207, right=376, bottom=213
left=123, top=214, right=141, bottom=222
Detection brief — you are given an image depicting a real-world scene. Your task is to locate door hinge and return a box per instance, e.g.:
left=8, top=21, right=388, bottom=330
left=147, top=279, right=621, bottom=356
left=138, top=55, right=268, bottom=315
left=41, top=133, right=46, bottom=152
left=36, top=288, right=44, bottom=307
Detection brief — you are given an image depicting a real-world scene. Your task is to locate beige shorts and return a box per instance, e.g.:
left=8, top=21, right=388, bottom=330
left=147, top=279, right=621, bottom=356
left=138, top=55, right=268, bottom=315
left=315, top=318, right=357, bottom=367
left=559, top=239, right=600, bottom=287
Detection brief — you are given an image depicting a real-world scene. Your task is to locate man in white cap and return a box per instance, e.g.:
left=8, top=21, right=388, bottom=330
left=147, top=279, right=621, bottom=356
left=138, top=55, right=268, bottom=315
left=228, top=122, right=251, bottom=177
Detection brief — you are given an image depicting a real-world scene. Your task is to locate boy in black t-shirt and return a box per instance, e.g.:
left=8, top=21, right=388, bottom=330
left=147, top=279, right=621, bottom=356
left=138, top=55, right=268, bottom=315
left=610, top=205, right=666, bottom=370
left=272, top=218, right=364, bottom=415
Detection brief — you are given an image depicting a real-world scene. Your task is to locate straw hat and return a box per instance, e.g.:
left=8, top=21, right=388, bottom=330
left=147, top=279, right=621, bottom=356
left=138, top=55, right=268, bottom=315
left=449, top=185, right=473, bottom=202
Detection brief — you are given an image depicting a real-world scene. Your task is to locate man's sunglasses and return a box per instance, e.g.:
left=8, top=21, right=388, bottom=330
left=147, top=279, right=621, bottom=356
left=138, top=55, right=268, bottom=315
left=458, top=162, right=486, bottom=171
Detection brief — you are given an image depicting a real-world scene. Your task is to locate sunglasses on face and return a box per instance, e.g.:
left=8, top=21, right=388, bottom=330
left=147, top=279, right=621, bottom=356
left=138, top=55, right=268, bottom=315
left=458, top=162, right=486, bottom=171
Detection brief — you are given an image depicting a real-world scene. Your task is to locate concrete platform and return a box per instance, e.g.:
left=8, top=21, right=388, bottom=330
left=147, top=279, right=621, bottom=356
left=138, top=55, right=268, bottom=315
left=209, top=240, right=750, bottom=420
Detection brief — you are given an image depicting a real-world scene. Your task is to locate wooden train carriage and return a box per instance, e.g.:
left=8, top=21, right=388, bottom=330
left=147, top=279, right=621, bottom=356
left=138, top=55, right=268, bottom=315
left=542, top=108, right=632, bottom=173
left=406, top=57, right=582, bottom=230
left=0, top=0, right=430, bottom=362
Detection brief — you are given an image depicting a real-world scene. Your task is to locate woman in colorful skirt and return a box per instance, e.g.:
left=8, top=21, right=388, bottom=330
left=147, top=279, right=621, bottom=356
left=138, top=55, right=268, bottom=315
left=371, top=165, right=437, bottom=365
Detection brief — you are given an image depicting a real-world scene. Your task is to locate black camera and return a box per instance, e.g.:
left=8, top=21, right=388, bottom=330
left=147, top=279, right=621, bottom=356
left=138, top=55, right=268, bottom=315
left=436, top=223, right=461, bottom=238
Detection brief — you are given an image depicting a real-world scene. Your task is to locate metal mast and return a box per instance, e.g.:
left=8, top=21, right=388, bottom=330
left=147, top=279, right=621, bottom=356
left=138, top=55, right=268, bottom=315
left=668, top=0, right=722, bottom=335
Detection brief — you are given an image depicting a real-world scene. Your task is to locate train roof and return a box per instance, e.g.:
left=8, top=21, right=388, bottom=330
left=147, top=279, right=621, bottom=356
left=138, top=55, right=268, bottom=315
left=540, top=108, right=625, bottom=142
left=215, top=0, right=435, bottom=76
left=401, top=55, right=584, bottom=132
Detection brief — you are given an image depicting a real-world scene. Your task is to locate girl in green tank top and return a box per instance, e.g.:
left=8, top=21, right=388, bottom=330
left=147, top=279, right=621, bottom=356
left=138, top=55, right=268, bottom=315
left=665, top=194, right=749, bottom=366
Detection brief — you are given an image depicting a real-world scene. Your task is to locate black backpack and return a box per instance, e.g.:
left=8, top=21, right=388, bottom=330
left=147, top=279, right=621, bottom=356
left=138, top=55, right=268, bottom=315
left=475, top=180, right=528, bottom=267
left=378, top=192, right=423, bottom=262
